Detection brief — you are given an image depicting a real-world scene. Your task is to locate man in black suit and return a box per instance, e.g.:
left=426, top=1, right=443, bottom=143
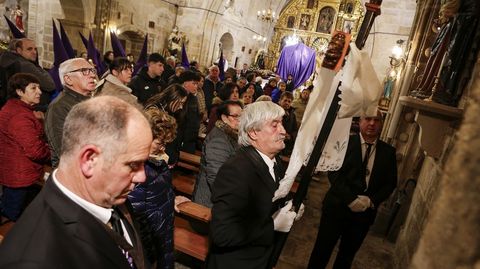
left=207, top=101, right=298, bottom=269
left=307, top=111, right=397, bottom=269
left=0, top=96, right=153, bottom=268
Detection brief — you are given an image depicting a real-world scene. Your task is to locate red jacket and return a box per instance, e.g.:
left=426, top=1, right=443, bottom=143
left=0, top=99, right=50, bottom=187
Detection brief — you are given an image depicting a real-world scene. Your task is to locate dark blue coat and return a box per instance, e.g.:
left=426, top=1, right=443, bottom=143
left=129, top=157, right=175, bottom=269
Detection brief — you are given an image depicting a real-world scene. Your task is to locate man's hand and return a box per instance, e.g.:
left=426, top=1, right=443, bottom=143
left=272, top=200, right=297, bottom=232
left=295, top=202, right=305, bottom=221
left=348, top=195, right=371, bottom=212
left=174, top=196, right=191, bottom=213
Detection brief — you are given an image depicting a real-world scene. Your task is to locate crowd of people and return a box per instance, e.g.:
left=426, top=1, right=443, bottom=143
left=0, top=37, right=396, bottom=269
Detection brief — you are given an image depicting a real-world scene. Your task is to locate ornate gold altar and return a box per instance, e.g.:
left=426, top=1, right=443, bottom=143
left=265, top=0, right=365, bottom=69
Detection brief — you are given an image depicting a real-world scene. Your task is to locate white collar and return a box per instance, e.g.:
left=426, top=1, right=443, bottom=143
left=256, top=149, right=276, bottom=169
left=360, top=133, right=377, bottom=146
left=52, top=169, right=112, bottom=224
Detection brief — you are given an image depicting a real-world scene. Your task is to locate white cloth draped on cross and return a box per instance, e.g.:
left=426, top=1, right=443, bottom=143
left=273, top=43, right=382, bottom=201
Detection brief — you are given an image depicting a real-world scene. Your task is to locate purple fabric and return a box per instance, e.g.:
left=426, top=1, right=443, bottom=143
left=87, top=32, right=103, bottom=75
left=59, top=22, right=75, bottom=58
left=276, top=43, right=316, bottom=90
left=134, top=34, right=148, bottom=76
left=110, top=31, right=126, bottom=57
left=49, top=20, right=69, bottom=94
left=218, top=50, right=225, bottom=81
left=181, top=43, right=189, bottom=69
left=3, top=15, right=25, bottom=38
left=79, top=31, right=88, bottom=49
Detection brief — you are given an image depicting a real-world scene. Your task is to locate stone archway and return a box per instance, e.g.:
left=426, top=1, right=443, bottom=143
left=219, top=32, right=234, bottom=69
left=118, top=28, right=145, bottom=61
left=58, top=0, right=91, bottom=56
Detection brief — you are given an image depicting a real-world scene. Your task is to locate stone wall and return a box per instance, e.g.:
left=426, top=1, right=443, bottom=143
left=409, top=55, right=480, bottom=268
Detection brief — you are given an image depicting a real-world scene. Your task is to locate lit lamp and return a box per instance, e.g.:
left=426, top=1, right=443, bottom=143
left=379, top=39, right=406, bottom=110
left=257, top=1, right=276, bottom=22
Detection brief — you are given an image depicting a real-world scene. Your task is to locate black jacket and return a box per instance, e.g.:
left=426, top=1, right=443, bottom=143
left=0, top=178, right=149, bottom=269
left=129, top=67, right=166, bottom=105
left=324, top=134, right=397, bottom=224
left=208, top=146, right=285, bottom=269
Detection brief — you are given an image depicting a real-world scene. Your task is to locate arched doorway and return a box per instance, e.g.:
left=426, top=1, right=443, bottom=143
left=118, top=29, right=145, bottom=61
left=219, top=32, right=234, bottom=69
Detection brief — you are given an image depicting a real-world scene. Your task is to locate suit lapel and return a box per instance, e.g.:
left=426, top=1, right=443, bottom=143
left=44, top=179, right=131, bottom=269
left=241, top=147, right=278, bottom=195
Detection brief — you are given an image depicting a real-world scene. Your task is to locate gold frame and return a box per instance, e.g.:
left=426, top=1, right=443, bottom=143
left=265, top=0, right=364, bottom=70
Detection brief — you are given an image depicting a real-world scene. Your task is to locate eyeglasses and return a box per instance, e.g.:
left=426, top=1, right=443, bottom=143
left=67, top=68, right=97, bottom=76
left=228, top=114, right=241, bottom=119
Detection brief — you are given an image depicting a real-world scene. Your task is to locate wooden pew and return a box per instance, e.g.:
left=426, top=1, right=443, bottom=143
left=174, top=201, right=211, bottom=262
left=0, top=221, right=14, bottom=243
left=177, top=151, right=201, bottom=173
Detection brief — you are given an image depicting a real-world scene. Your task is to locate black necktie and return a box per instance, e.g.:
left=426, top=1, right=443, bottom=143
left=273, top=161, right=282, bottom=183
left=109, top=207, right=136, bottom=268
left=110, top=208, right=124, bottom=236
left=362, top=143, right=373, bottom=181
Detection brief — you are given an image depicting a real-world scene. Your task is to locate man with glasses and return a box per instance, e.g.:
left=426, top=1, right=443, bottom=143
left=45, top=58, right=97, bottom=168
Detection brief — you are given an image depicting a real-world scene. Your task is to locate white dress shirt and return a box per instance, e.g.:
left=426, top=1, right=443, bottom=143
left=52, top=169, right=133, bottom=245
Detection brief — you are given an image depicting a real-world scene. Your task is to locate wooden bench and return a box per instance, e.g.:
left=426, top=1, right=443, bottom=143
left=0, top=221, right=14, bottom=243
left=174, top=201, right=211, bottom=262
left=177, top=151, right=201, bottom=173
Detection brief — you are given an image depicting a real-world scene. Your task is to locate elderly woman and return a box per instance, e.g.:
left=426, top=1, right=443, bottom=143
left=128, top=107, right=189, bottom=269
left=193, top=100, right=243, bottom=208
left=191, top=100, right=243, bottom=234
left=0, top=73, right=50, bottom=222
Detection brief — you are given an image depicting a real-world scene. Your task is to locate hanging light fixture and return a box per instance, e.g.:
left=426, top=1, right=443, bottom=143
left=257, top=0, right=276, bottom=22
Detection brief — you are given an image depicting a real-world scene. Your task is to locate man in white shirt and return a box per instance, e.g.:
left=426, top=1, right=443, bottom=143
left=208, top=101, right=298, bottom=269
left=0, top=96, right=153, bottom=269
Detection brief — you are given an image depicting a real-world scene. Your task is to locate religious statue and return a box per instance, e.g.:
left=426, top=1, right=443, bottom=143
left=9, top=4, right=24, bottom=32
left=322, top=32, right=346, bottom=69
left=432, top=0, right=480, bottom=106
left=168, top=26, right=186, bottom=57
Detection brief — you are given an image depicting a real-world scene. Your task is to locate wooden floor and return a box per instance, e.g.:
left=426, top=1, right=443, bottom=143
left=175, top=173, right=394, bottom=269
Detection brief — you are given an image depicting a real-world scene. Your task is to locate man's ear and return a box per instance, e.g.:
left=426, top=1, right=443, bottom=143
left=220, top=114, right=229, bottom=123
left=111, top=69, right=119, bottom=77
left=63, top=75, right=73, bottom=86
left=247, top=129, right=258, bottom=141
left=79, top=145, right=100, bottom=178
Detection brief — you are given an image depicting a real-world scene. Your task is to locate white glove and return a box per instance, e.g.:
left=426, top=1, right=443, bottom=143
left=295, top=203, right=305, bottom=221
left=357, top=195, right=372, bottom=209
left=272, top=200, right=297, bottom=232
left=273, top=178, right=291, bottom=202
left=348, top=195, right=370, bottom=212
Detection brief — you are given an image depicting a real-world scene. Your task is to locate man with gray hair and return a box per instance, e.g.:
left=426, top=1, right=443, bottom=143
left=0, top=96, right=153, bottom=268
left=203, top=65, right=223, bottom=113
left=208, top=101, right=298, bottom=269
left=45, top=58, right=97, bottom=167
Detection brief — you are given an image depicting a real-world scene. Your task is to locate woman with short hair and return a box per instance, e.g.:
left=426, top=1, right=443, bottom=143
left=0, top=73, right=51, bottom=222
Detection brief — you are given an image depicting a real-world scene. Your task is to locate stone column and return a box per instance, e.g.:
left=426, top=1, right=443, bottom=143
left=410, top=55, right=480, bottom=268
